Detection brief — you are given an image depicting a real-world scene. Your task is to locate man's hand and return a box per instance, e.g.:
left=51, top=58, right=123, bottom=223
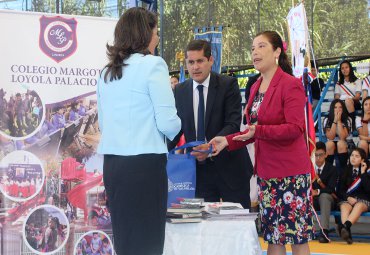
left=191, top=144, right=211, bottom=162
left=312, top=189, right=320, bottom=196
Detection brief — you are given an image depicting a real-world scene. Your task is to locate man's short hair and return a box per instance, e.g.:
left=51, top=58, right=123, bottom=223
left=310, top=60, right=319, bottom=69
left=185, top=40, right=212, bottom=59
left=316, top=141, right=326, bottom=152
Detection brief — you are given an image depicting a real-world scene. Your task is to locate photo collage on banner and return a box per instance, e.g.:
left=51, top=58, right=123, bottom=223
left=0, top=10, right=116, bottom=254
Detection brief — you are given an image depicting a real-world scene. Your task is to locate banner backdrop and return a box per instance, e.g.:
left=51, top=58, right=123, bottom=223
left=194, top=31, right=223, bottom=74
left=0, top=10, right=116, bottom=255
left=287, top=3, right=310, bottom=78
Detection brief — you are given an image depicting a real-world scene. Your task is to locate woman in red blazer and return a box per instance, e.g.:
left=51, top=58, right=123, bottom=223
left=211, top=31, right=313, bottom=255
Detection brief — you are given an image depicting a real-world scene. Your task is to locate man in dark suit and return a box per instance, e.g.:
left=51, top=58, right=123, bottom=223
left=310, top=61, right=325, bottom=111
left=312, top=141, right=338, bottom=243
left=169, top=40, right=253, bottom=209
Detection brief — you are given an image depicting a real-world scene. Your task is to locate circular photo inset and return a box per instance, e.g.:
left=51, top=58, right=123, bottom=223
left=74, top=230, right=114, bottom=255
left=0, top=150, right=44, bottom=202
left=23, top=205, right=70, bottom=255
left=0, top=88, right=45, bottom=140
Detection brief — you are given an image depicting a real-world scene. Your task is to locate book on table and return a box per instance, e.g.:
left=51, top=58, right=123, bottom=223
left=166, top=212, right=203, bottom=218
left=167, top=202, right=204, bottom=214
left=166, top=217, right=202, bottom=224
left=218, top=206, right=249, bottom=215
left=203, top=212, right=258, bottom=221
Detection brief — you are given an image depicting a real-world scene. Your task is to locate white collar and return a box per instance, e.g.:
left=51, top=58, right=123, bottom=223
left=316, top=163, right=325, bottom=171
left=193, top=73, right=211, bottom=91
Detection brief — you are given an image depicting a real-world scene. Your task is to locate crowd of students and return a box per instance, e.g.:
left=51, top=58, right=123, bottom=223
left=76, top=232, right=113, bottom=255
left=0, top=175, right=42, bottom=199
left=25, top=215, right=67, bottom=252
left=310, top=60, right=370, bottom=245
left=313, top=141, right=370, bottom=245
left=0, top=89, right=43, bottom=137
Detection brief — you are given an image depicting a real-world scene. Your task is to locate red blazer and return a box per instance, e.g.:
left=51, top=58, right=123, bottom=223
left=226, top=67, right=311, bottom=179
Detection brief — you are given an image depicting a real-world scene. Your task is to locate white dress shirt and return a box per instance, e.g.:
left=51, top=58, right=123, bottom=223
left=193, top=74, right=210, bottom=139
left=315, top=163, right=325, bottom=175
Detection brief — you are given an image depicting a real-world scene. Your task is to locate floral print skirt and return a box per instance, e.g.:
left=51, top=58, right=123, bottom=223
left=258, top=174, right=314, bottom=245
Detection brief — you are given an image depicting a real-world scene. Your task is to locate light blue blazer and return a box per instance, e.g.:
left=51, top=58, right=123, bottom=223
left=97, top=53, right=181, bottom=156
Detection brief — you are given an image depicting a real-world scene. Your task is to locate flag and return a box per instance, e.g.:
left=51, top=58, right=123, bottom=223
left=303, top=68, right=316, bottom=180
left=194, top=30, right=223, bottom=74
left=179, top=64, right=185, bottom=83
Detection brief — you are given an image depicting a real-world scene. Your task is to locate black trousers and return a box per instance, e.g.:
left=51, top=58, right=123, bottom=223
left=195, top=160, right=251, bottom=209
left=103, top=154, right=167, bottom=255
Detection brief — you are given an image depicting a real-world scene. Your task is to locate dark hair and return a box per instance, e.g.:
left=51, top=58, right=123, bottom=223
left=310, top=60, right=319, bottom=70
left=315, top=141, right=326, bottom=152
left=104, top=7, right=158, bottom=82
left=362, top=96, right=370, bottom=118
left=185, top=40, right=212, bottom=60
left=255, top=31, right=292, bottom=76
left=103, top=238, right=109, bottom=244
left=338, top=60, right=358, bottom=84
left=326, top=99, right=349, bottom=130
left=71, top=102, right=78, bottom=111
left=342, top=147, right=368, bottom=187
left=351, top=147, right=367, bottom=161
left=170, top=75, right=179, bottom=81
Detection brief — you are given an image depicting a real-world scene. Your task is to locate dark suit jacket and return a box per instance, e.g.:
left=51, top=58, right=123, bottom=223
left=312, top=163, right=337, bottom=194
left=169, top=72, right=253, bottom=189
left=338, top=166, right=370, bottom=202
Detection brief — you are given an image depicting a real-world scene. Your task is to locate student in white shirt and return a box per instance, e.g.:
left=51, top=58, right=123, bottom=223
left=361, top=71, right=370, bottom=100
left=334, top=60, right=362, bottom=131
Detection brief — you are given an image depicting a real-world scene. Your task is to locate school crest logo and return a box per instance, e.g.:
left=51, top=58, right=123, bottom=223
left=39, top=15, right=77, bottom=63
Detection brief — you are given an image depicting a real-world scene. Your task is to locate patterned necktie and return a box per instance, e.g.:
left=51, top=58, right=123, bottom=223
left=352, top=169, right=359, bottom=178
left=317, top=168, right=322, bottom=176
left=197, top=85, right=205, bottom=141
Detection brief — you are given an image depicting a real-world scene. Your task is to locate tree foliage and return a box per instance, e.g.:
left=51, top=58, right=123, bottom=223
left=162, top=0, right=369, bottom=71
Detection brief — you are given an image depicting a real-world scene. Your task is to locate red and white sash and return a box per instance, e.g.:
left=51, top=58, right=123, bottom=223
left=363, top=77, right=370, bottom=89
left=346, top=177, right=361, bottom=194
left=338, top=82, right=355, bottom=97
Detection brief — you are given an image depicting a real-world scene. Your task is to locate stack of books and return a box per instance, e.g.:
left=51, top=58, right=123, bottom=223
left=203, top=202, right=258, bottom=221
left=166, top=198, right=204, bottom=223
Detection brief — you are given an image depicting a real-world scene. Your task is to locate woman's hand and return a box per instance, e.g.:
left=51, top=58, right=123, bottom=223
left=361, top=162, right=367, bottom=174
left=347, top=196, right=357, bottom=206
left=232, top=125, right=256, bottom=141
left=336, top=111, right=342, bottom=123
left=209, top=136, right=228, bottom=156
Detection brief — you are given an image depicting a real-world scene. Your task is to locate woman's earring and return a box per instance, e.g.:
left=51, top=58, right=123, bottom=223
left=275, top=58, right=279, bottom=65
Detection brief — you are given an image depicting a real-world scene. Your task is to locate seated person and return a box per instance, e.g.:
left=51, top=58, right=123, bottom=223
left=361, top=70, right=370, bottom=100
left=356, top=97, right=370, bottom=155
left=310, top=61, right=325, bottom=111
left=334, top=60, right=362, bottom=131
left=323, top=99, right=351, bottom=169
left=312, top=141, right=338, bottom=243
left=51, top=106, right=66, bottom=129
left=170, top=75, right=179, bottom=90
left=78, top=100, right=87, bottom=116
left=69, top=102, right=80, bottom=122
left=337, top=148, right=370, bottom=244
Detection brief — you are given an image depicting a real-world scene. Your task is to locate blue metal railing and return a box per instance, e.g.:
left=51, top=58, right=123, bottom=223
left=313, top=58, right=347, bottom=141
left=235, top=60, right=347, bottom=142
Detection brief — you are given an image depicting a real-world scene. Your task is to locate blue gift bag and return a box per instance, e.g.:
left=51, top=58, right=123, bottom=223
left=166, top=141, right=212, bottom=207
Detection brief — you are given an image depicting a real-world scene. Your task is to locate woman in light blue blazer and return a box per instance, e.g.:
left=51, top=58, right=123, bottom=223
left=97, top=7, right=181, bottom=255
